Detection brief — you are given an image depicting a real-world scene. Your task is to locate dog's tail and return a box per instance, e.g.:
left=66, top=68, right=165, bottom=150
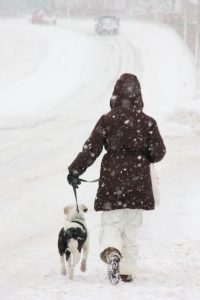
left=68, top=239, right=78, bottom=252
left=68, top=239, right=80, bottom=266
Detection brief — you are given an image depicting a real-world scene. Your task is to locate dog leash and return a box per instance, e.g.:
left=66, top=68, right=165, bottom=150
left=72, top=177, right=99, bottom=213
left=72, top=184, right=80, bottom=213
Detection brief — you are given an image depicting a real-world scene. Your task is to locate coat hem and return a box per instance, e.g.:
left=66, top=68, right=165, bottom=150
left=94, top=205, right=155, bottom=212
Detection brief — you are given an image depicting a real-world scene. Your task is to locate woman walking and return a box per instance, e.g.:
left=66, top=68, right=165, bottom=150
left=67, top=73, right=166, bottom=284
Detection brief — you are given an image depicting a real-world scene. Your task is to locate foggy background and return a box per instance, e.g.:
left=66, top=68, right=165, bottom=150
left=0, top=0, right=200, bottom=68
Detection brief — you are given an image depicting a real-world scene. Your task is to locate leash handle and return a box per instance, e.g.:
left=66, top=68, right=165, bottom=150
left=79, top=178, right=99, bottom=183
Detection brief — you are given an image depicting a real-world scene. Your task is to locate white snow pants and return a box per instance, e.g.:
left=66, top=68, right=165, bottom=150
left=100, top=208, right=142, bottom=276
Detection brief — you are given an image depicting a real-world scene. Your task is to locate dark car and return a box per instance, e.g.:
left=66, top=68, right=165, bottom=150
left=95, top=16, right=120, bottom=35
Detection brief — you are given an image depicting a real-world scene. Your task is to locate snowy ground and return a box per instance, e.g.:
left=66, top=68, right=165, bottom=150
left=0, top=18, right=200, bottom=300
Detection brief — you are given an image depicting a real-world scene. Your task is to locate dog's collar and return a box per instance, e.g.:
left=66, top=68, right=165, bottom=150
left=71, top=220, right=87, bottom=232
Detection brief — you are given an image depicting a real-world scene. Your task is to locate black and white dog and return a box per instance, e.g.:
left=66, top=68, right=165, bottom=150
left=58, top=204, right=89, bottom=280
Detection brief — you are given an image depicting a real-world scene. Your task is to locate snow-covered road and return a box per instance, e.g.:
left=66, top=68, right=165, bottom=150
left=0, top=19, right=199, bottom=300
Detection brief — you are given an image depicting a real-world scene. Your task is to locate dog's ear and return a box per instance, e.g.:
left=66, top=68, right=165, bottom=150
left=64, top=206, right=69, bottom=215
left=80, top=204, right=88, bottom=213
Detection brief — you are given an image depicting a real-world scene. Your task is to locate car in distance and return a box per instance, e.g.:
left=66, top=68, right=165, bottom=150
left=95, top=16, right=120, bottom=35
left=31, top=10, right=57, bottom=25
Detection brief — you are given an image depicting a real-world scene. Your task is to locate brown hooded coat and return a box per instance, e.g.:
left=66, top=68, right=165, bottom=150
left=68, top=74, right=166, bottom=211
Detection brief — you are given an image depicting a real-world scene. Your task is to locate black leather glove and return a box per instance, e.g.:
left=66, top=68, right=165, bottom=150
left=67, top=173, right=81, bottom=188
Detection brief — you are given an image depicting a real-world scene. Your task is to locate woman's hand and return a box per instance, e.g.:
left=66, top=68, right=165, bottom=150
left=67, top=173, right=81, bottom=188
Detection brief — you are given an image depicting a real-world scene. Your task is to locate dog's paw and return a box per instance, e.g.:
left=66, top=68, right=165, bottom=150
left=61, top=269, right=67, bottom=276
left=81, top=260, right=87, bottom=272
left=68, top=270, right=74, bottom=280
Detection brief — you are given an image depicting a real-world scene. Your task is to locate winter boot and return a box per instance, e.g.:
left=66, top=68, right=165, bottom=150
left=105, top=248, right=121, bottom=285
left=120, top=275, right=133, bottom=283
